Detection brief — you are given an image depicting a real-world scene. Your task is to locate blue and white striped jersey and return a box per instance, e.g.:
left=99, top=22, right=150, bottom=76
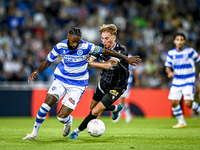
left=165, top=46, right=200, bottom=87
left=46, top=39, right=102, bottom=87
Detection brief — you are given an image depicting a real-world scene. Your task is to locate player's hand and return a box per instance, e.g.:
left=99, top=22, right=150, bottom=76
left=127, top=56, right=141, bottom=66
left=167, top=72, right=174, bottom=78
left=28, top=71, right=39, bottom=82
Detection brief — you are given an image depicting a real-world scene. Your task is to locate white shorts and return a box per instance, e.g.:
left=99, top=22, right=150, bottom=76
left=47, top=79, right=86, bottom=110
left=168, top=85, right=194, bottom=101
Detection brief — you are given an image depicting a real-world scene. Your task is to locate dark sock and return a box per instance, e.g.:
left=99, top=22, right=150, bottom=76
left=104, top=105, right=115, bottom=111
left=78, top=111, right=97, bottom=131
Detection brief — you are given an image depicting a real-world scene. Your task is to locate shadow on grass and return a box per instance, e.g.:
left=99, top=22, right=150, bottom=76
left=26, top=135, right=133, bottom=144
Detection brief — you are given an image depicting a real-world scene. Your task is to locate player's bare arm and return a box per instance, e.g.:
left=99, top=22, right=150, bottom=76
left=165, top=67, right=174, bottom=78
left=87, top=58, right=118, bottom=70
left=28, top=60, right=51, bottom=82
left=101, top=48, right=141, bottom=66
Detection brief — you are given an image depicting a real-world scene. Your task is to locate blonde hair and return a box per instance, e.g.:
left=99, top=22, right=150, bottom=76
left=99, top=24, right=117, bottom=36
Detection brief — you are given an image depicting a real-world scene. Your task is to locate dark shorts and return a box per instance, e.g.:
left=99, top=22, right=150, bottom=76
left=92, top=79, right=127, bottom=108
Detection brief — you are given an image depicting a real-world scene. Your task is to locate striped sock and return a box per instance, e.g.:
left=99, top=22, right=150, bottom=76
left=191, top=101, right=200, bottom=113
left=31, top=103, right=51, bottom=136
left=172, top=105, right=186, bottom=124
left=57, top=115, right=71, bottom=124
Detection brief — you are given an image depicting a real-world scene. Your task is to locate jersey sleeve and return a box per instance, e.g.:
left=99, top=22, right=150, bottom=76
left=129, top=64, right=137, bottom=70
left=89, top=43, right=102, bottom=56
left=46, top=44, right=60, bottom=63
left=191, top=48, right=200, bottom=63
left=164, top=53, right=173, bottom=67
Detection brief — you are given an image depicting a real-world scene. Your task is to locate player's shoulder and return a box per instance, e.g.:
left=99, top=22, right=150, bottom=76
left=79, top=39, right=88, bottom=44
left=79, top=39, right=95, bottom=49
left=168, top=47, right=176, bottom=52
left=54, top=39, right=68, bottom=49
left=168, top=47, right=177, bottom=55
left=115, top=42, right=127, bottom=50
left=184, top=46, right=195, bottom=51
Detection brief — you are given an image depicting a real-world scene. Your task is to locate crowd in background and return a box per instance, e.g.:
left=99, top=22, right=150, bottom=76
left=1, top=0, right=200, bottom=90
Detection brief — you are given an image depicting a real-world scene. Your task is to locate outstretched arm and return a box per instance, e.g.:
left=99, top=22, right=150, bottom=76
left=101, top=48, right=141, bottom=66
left=28, top=60, right=51, bottom=82
left=87, top=58, right=118, bottom=70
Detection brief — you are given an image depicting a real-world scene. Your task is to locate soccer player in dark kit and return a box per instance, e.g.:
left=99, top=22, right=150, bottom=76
left=69, top=24, right=134, bottom=139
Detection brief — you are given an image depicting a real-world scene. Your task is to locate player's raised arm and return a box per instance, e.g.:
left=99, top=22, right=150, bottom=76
left=101, top=48, right=141, bottom=66
left=28, top=60, right=51, bottom=82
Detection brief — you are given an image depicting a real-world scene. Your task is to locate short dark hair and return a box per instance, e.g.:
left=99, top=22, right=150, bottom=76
left=173, top=33, right=186, bottom=40
left=68, top=27, right=82, bottom=37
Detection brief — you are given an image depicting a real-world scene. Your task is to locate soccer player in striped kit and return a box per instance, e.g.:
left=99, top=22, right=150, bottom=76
left=165, top=33, right=200, bottom=128
left=22, top=27, right=141, bottom=140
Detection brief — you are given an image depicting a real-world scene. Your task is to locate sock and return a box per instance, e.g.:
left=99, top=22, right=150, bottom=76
left=74, top=128, right=81, bottom=135
left=191, top=101, right=200, bottom=113
left=124, top=103, right=131, bottom=117
left=31, top=103, right=51, bottom=136
left=112, top=105, right=118, bottom=112
left=57, top=115, right=71, bottom=124
left=172, top=105, right=186, bottom=124
left=104, top=105, right=115, bottom=111
left=78, top=111, right=97, bottom=131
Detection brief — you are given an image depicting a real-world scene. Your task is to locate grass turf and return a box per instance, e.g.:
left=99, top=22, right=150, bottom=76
left=0, top=116, right=200, bottom=150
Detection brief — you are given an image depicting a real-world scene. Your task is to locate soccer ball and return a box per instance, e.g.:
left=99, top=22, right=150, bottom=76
left=87, top=119, right=105, bottom=137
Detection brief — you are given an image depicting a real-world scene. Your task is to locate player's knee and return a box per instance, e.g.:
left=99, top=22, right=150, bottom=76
left=171, top=100, right=179, bottom=107
left=44, top=94, right=58, bottom=107
left=91, top=109, right=99, bottom=116
left=185, top=100, right=192, bottom=108
left=57, top=116, right=65, bottom=123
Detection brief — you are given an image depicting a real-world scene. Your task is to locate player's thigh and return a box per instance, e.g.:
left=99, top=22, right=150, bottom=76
left=101, top=85, right=127, bottom=108
left=47, top=79, right=66, bottom=102
left=62, top=85, right=85, bottom=110
left=182, top=85, right=194, bottom=100
left=168, top=86, right=182, bottom=101
left=92, top=80, right=106, bottom=102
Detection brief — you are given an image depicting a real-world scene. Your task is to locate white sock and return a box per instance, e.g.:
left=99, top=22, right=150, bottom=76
left=74, top=128, right=81, bottom=135
left=113, top=105, right=118, bottom=112
left=31, top=103, right=51, bottom=136
left=124, top=103, right=131, bottom=117
left=191, top=101, right=200, bottom=113
left=172, top=105, right=186, bottom=124
left=57, top=116, right=71, bottom=124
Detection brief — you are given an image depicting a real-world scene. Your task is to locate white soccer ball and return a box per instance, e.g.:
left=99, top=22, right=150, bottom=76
left=87, top=119, right=105, bottom=137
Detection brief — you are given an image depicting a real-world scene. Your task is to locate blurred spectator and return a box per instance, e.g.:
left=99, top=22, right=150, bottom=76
left=0, top=0, right=200, bottom=89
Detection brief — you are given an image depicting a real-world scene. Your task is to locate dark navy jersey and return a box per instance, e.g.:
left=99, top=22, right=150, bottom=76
left=94, top=42, right=129, bottom=86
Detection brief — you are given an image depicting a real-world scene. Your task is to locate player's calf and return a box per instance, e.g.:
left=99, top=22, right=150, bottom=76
left=57, top=115, right=74, bottom=137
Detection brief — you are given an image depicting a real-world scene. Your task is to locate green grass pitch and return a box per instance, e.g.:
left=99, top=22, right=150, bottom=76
left=0, top=116, right=200, bottom=150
